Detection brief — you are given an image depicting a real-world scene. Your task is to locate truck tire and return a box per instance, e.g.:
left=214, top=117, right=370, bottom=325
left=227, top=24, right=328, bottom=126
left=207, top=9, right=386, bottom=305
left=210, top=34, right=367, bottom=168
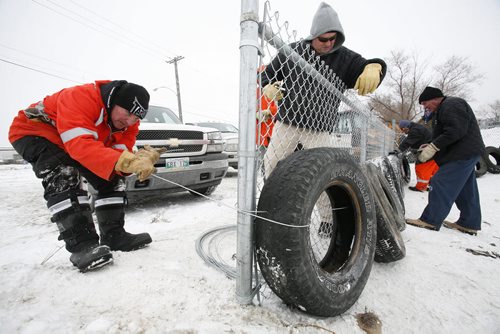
left=485, top=146, right=500, bottom=174
left=189, top=185, right=217, bottom=196
left=475, top=154, right=488, bottom=178
left=400, top=154, right=411, bottom=184
left=365, top=163, right=405, bottom=263
left=383, top=156, right=405, bottom=210
left=255, top=148, right=376, bottom=317
left=367, top=162, right=406, bottom=231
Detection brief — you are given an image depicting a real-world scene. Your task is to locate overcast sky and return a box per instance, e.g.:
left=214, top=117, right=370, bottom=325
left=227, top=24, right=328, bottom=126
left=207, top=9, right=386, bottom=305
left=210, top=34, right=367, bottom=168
left=1, top=0, right=499, bottom=147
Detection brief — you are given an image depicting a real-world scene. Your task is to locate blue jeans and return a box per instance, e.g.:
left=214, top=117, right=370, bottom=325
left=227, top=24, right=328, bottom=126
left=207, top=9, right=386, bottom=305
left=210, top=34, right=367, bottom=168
left=420, top=156, right=481, bottom=230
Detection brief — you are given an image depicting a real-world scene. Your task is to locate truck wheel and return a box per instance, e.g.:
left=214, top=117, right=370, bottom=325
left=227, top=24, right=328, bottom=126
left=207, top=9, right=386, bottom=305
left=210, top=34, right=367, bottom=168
left=365, top=163, right=405, bottom=263
left=485, top=146, right=500, bottom=174
left=189, top=185, right=217, bottom=196
left=255, top=147, right=376, bottom=317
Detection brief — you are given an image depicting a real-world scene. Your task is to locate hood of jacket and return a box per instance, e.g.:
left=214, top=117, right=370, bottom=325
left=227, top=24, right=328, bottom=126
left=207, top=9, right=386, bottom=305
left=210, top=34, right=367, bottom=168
left=304, top=2, right=345, bottom=54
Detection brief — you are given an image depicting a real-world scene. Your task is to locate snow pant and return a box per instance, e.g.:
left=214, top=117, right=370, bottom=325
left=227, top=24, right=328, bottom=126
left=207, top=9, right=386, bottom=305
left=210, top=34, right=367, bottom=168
left=420, top=156, right=481, bottom=231
left=264, top=121, right=332, bottom=178
left=414, top=159, right=439, bottom=191
left=11, top=136, right=127, bottom=249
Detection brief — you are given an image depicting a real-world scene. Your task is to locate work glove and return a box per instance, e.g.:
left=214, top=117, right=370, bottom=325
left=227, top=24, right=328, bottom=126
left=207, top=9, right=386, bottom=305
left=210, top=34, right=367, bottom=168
left=388, top=149, right=401, bottom=156
left=135, top=145, right=166, bottom=163
left=115, top=151, right=156, bottom=181
left=262, top=81, right=284, bottom=101
left=256, top=108, right=272, bottom=122
left=354, top=63, right=382, bottom=96
left=417, top=143, right=439, bottom=162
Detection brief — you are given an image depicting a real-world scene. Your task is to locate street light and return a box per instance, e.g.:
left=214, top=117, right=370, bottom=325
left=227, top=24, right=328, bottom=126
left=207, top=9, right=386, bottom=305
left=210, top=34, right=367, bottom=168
left=153, top=86, right=183, bottom=122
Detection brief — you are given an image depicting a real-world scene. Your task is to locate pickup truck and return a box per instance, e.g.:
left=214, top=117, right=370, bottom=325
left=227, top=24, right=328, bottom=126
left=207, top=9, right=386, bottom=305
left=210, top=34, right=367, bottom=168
left=126, top=105, right=228, bottom=198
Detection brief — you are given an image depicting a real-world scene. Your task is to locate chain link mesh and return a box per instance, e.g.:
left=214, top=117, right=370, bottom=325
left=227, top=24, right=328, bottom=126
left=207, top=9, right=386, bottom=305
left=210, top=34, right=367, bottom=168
left=255, top=4, right=395, bottom=191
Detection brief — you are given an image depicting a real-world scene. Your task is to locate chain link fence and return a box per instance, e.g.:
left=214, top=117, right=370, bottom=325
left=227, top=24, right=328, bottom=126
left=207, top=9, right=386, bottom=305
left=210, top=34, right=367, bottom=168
left=236, top=1, right=396, bottom=303
left=255, top=3, right=395, bottom=193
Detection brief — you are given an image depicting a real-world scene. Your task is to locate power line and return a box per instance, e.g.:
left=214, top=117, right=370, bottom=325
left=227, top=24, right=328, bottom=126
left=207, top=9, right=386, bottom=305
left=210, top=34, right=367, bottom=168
left=0, top=42, right=95, bottom=78
left=66, top=0, right=178, bottom=59
left=0, top=57, right=82, bottom=84
left=31, top=0, right=169, bottom=62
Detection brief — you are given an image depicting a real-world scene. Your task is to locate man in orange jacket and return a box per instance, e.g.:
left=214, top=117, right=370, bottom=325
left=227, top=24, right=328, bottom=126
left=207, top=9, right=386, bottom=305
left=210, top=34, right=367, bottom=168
left=9, top=80, right=162, bottom=272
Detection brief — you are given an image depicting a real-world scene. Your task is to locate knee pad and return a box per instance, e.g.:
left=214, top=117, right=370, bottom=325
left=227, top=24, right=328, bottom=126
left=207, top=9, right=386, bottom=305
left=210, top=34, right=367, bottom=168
left=43, top=165, right=81, bottom=196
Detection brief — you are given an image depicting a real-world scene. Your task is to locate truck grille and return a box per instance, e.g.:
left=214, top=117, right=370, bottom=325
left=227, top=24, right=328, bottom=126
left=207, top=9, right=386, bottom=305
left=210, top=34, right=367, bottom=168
left=137, top=144, right=203, bottom=154
left=136, top=130, right=204, bottom=140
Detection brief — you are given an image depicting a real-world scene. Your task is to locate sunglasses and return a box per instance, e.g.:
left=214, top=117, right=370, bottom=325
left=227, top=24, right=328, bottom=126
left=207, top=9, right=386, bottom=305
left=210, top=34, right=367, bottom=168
left=317, top=35, right=336, bottom=43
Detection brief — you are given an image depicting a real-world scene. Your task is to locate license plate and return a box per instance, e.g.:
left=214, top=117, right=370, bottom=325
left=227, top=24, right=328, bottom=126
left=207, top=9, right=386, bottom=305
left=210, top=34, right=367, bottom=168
left=164, top=157, right=189, bottom=170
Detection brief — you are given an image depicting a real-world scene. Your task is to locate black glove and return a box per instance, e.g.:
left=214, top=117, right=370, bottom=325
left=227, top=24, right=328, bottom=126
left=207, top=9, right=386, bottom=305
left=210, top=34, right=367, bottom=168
left=388, top=149, right=401, bottom=156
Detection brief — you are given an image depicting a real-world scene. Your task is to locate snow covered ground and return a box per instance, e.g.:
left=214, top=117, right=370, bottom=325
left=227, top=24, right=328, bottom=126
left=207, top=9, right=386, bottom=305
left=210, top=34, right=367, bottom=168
left=1, top=130, right=499, bottom=333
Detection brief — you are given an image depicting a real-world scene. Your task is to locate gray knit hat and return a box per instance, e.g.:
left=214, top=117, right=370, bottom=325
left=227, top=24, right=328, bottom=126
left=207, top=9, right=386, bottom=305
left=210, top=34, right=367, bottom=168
left=304, top=2, right=345, bottom=52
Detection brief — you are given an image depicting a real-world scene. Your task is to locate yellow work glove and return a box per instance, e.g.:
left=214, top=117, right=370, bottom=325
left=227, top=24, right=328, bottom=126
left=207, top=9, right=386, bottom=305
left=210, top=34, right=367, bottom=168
left=262, top=81, right=284, bottom=101
left=115, top=151, right=156, bottom=181
left=256, top=109, right=272, bottom=122
left=417, top=143, right=439, bottom=162
left=354, top=63, right=382, bottom=96
left=135, top=145, right=166, bottom=164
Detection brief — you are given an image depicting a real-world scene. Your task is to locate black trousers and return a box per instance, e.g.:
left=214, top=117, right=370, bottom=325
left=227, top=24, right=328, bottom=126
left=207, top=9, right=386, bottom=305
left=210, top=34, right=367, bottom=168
left=12, top=136, right=123, bottom=204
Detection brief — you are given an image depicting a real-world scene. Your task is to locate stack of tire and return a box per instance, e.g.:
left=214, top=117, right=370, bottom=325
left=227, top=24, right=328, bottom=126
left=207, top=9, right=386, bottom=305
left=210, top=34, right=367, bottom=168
left=476, top=146, right=500, bottom=177
left=254, top=147, right=409, bottom=317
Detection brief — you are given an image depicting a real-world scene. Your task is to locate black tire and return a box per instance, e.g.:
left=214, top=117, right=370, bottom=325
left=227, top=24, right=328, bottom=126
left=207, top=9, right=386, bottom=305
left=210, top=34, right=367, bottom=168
left=400, top=154, right=412, bottom=185
left=367, top=161, right=406, bottom=232
left=189, top=185, right=217, bottom=196
left=365, top=163, right=406, bottom=263
left=383, top=156, right=406, bottom=209
left=255, top=148, right=376, bottom=317
left=475, top=154, right=488, bottom=178
left=485, top=146, right=500, bottom=174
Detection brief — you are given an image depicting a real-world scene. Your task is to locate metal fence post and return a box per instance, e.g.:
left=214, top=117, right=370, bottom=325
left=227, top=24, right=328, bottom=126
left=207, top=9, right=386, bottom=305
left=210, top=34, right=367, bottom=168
left=236, top=0, right=259, bottom=304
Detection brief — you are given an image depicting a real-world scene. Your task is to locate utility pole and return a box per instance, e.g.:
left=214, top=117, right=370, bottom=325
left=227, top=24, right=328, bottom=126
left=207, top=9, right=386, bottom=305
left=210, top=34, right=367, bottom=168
left=166, top=56, right=184, bottom=123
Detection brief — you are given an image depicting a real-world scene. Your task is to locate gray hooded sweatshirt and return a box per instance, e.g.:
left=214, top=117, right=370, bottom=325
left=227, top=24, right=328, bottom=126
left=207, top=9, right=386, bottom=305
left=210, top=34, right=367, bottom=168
left=304, top=2, right=345, bottom=54
left=262, top=2, right=387, bottom=131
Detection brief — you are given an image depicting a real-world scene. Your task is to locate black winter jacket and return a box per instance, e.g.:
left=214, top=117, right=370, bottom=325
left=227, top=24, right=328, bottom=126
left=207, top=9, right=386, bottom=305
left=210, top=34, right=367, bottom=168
left=431, top=97, right=485, bottom=166
left=398, top=122, right=431, bottom=152
left=262, top=41, right=386, bottom=131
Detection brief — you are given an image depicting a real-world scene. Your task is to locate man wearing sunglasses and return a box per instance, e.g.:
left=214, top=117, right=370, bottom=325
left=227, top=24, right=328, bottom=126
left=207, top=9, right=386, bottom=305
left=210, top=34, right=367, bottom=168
left=261, top=2, right=387, bottom=177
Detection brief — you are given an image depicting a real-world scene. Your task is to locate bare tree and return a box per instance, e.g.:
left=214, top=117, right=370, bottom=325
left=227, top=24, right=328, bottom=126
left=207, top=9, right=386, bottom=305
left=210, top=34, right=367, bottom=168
left=369, top=51, right=485, bottom=125
left=432, top=55, right=484, bottom=101
left=368, top=50, right=429, bottom=123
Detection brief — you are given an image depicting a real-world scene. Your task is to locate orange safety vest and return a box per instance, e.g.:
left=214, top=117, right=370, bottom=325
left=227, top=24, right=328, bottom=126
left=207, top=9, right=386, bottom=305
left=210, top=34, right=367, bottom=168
left=9, top=80, right=139, bottom=180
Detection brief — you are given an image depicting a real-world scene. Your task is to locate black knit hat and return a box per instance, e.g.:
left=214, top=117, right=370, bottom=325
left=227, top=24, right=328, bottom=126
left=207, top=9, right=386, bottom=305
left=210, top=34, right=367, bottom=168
left=419, top=86, right=444, bottom=104
left=114, top=83, right=150, bottom=119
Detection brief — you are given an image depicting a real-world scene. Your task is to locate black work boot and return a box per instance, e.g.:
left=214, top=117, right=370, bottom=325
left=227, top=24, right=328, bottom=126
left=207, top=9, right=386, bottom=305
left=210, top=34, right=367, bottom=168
left=50, top=195, right=113, bottom=272
left=94, top=193, right=152, bottom=251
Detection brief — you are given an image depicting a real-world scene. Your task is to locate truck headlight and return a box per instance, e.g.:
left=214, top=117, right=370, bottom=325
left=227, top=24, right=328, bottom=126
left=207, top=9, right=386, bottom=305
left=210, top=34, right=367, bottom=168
left=207, top=131, right=224, bottom=153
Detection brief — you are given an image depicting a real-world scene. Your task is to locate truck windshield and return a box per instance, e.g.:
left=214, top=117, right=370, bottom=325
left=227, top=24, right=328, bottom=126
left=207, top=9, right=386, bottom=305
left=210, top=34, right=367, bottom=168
left=142, top=106, right=182, bottom=124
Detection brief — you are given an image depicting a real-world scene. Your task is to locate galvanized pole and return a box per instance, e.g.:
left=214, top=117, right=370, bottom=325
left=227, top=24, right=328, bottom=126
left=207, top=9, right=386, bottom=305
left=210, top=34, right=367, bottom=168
left=166, top=56, right=184, bottom=123
left=236, top=0, right=259, bottom=304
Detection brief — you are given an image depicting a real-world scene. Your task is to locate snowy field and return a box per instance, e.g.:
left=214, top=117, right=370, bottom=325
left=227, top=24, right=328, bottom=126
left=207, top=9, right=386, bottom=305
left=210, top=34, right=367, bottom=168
left=0, top=130, right=499, bottom=333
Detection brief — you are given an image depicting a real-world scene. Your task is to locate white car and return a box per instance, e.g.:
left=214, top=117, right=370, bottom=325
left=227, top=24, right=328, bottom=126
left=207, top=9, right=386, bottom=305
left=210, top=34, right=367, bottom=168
left=193, top=122, right=239, bottom=169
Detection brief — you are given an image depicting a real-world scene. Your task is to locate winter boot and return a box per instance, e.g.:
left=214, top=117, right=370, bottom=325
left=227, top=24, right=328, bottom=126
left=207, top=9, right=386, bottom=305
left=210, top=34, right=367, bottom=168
left=49, top=191, right=113, bottom=272
left=94, top=192, right=152, bottom=251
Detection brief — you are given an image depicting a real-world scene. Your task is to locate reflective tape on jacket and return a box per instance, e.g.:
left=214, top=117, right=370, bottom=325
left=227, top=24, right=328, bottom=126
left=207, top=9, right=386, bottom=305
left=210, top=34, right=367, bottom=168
left=60, top=127, right=99, bottom=143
